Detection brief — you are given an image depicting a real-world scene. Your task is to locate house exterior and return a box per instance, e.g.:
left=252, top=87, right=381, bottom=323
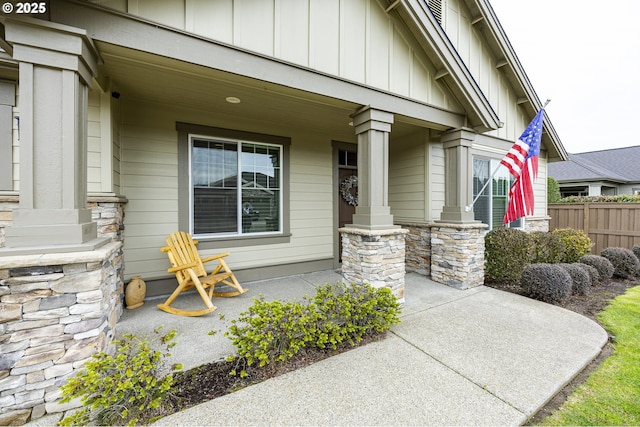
left=0, top=0, right=567, bottom=422
left=548, top=146, right=640, bottom=198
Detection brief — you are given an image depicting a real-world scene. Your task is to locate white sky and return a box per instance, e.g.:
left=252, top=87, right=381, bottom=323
left=488, top=0, right=640, bottom=154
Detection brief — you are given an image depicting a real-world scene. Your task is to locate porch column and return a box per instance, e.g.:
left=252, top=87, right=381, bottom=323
left=1, top=17, right=105, bottom=251
left=341, top=107, right=407, bottom=301
left=439, top=128, right=476, bottom=223
left=0, top=19, right=124, bottom=424
left=433, top=128, right=486, bottom=289
left=349, top=106, right=396, bottom=229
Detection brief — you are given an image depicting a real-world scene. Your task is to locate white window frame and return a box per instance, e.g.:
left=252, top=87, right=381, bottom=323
left=473, top=157, right=524, bottom=231
left=188, top=134, right=283, bottom=239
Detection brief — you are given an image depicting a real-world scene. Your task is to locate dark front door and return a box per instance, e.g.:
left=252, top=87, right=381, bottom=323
left=338, top=168, right=358, bottom=260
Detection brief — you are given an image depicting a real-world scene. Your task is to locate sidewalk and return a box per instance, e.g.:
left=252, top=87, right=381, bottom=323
left=133, top=271, right=608, bottom=426
left=27, top=271, right=607, bottom=426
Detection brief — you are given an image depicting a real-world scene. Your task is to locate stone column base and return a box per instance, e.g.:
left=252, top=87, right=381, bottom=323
left=524, top=216, right=550, bottom=232
left=339, top=227, right=408, bottom=301
left=0, top=242, right=124, bottom=423
left=431, top=222, right=487, bottom=289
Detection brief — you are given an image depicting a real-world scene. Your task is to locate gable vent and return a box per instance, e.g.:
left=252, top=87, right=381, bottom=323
left=427, top=0, right=445, bottom=24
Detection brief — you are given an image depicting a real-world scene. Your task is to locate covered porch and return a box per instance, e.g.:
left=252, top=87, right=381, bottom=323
left=0, top=5, right=491, bottom=423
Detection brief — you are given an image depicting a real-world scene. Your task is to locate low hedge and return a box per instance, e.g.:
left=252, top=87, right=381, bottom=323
left=485, top=228, right=530, bottom=283
left=558, top=263, right=590, bottom=295
left=578, top=255, right=614, bottom=281
left=601, top=247, right=640, bottom=279
left=520, top=263, right=572, bottom=303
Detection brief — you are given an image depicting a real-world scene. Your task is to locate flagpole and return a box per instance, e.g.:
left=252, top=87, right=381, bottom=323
left=464, top=99, right=550, bottom=213
left=465, top=167, right=500, bottom=212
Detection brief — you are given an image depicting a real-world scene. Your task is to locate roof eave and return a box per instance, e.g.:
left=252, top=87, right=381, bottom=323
left=470, top=0, right=569, bottom=162
left=394, top=0, right=501, bottom=133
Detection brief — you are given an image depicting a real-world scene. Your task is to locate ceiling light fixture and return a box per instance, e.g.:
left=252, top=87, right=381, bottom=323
left=226, top=96, right=241, bottom=104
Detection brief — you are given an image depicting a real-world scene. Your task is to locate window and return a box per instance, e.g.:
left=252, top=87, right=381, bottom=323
left=177, top=122, right=290, bottom=247
left=473, top=158, right=523, bottom=230
left=191, top=136, right=282, bottom=237
left=338, top=149, right=357, bottom=167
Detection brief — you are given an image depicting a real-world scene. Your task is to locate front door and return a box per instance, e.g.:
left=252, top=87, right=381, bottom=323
left=338, top=149, right=357, bottom=260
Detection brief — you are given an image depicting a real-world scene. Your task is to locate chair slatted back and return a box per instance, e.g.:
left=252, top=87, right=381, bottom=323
left=166, top=231, right=207, bottom=278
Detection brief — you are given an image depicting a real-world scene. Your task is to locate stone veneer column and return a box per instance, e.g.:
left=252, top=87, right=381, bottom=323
left=430, top=223, right=487, bottom=289
left=399, top=222, right=432, bottom=276
left=525, top=217, right=550, bottom=232
left=0, top=242, right=124, bottom=425
left=431, top=128, right=488, bottom=289
left=1, top=17, right=103, bottom=250
left=341, top=107, right=407, bottom=299
left=340, top=227, right=408, bottom=301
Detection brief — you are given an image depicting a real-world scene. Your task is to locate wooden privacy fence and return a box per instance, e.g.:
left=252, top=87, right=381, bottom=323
left=548, top=203, right=640, bottom=256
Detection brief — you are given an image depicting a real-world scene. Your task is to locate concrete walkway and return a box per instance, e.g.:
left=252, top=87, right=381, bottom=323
left=29, top=271, right=608, bottom=426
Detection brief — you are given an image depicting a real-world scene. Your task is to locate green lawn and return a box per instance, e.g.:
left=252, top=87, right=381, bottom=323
left=538, top=285, right=640, bottom=426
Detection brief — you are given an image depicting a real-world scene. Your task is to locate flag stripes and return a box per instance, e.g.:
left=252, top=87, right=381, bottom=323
left=501, top=108, right=545, bottom=224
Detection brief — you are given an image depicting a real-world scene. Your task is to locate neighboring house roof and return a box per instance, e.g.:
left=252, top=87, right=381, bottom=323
left=548, top=145, right=640, bottom=184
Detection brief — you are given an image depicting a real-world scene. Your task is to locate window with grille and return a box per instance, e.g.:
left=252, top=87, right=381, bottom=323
left=473, top=157, right=523, bottom=230
left=190, top=136, right=282, bottom=237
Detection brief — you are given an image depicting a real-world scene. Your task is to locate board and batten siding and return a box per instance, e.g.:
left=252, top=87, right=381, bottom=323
left=101, top=0, right=459, bottom=113
left=443, top=0, right=532, bottom=140
left=120, top=99, right=336, bottom=280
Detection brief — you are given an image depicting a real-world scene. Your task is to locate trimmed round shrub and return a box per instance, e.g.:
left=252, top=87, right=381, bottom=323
left=576, top=262, right=600, bottom=286
left=485, top=228, right=530, bottom=283
left=558, top=263, right=590, bottom=295
left=529, top=231, right=565, bottom=264
left=578, top=254, right=614, bottom=281
left=600, top=247, right=640, bottom=279
left=551, top=228, right=593, bottom=262
left=520, top=263, right=572, bottom=303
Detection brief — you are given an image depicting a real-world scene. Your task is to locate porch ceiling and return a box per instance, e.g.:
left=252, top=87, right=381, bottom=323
left=96, top=42, right=422, bottom=141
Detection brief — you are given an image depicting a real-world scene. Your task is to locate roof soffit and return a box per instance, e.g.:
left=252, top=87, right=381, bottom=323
left=48, top=0, right=466, bottom=131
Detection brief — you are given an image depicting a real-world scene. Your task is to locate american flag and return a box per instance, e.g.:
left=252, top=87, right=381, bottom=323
left=501, top=108, right=545, bottom=224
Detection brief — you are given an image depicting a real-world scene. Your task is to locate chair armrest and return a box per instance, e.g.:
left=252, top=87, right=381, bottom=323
left=201, top=252, right=230, bottom=263
left=167, top=261, right=198, bottom=274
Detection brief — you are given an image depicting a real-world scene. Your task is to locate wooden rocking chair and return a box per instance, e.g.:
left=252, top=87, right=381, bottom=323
left=158, top=231, right=247, bottom=316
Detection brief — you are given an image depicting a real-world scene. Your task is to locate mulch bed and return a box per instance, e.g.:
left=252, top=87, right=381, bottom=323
left=164, top=336, right=381, bottom=415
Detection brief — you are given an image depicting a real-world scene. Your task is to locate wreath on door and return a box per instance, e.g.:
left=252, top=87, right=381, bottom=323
left=340, top=175, right=358, bottom=206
